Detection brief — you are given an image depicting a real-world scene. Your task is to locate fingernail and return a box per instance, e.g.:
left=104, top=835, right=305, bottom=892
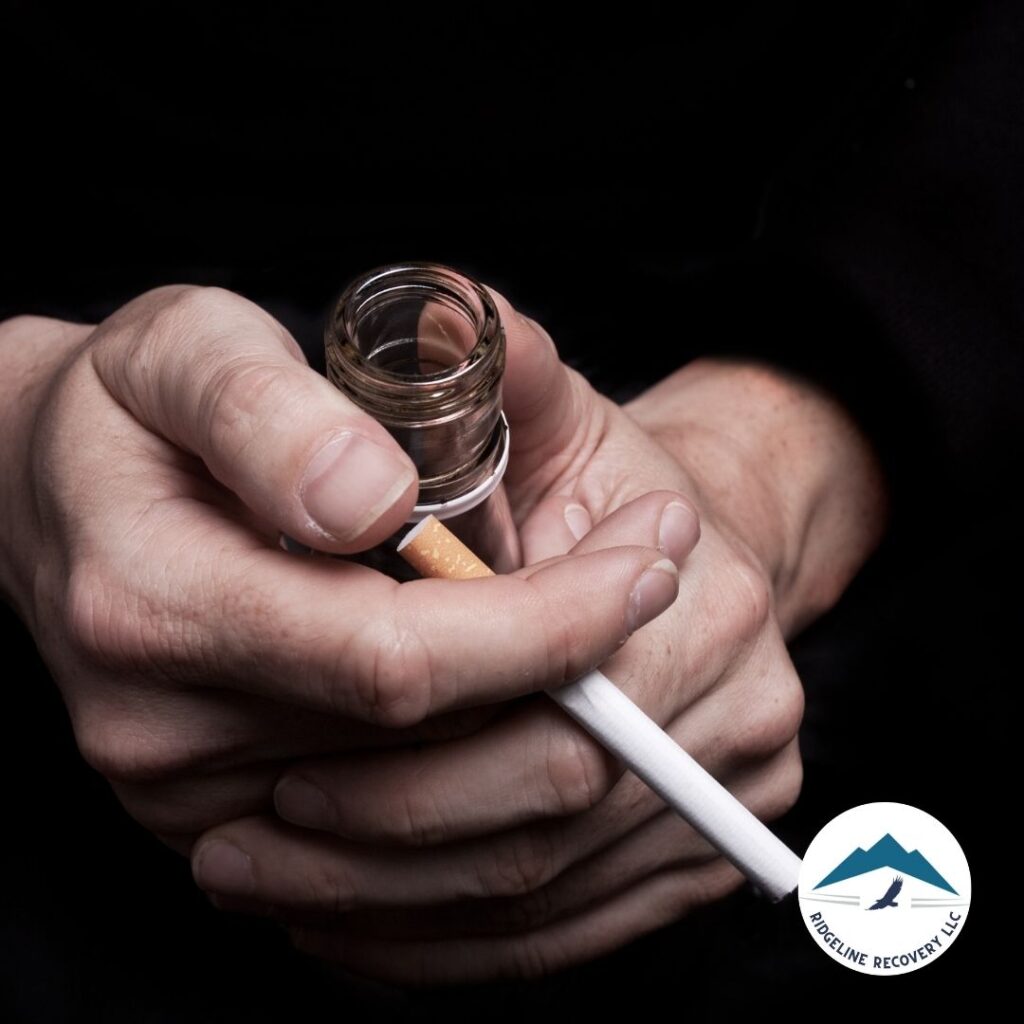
left=275, top=776, right=334, bottom=830
left=658, top=501, right=699, bottom=564
left=301, top=433, right=416, bottom=541
left=628, top=559, right=679, bottom=634
left=564, top=503, right=591, bottom=541
left=193, top=839, right=254, bottom=895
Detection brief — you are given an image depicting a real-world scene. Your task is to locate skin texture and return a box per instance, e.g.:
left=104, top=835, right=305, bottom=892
left=0, top=286, right=886, bottom=985
left=0, top=288, right=681, bottom=854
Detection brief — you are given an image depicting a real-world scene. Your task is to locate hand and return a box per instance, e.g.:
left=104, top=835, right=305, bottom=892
left=0, top=289, right=678, bottom=854
left=190, top=298, right=887, bottom=983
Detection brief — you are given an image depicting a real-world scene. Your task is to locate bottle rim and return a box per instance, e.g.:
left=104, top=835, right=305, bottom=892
left=326, top=261, right=502, bottom=394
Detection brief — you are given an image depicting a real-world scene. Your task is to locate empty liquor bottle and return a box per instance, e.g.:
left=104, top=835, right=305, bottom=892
left=324, top=262, right=520, bottom=579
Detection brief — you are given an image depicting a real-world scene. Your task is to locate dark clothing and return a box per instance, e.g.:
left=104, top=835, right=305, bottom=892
left=1, top=3, right=1015, bottom=1019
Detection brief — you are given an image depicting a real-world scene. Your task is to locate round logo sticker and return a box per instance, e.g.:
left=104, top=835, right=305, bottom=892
left=798, top=802, right=970, bottom=975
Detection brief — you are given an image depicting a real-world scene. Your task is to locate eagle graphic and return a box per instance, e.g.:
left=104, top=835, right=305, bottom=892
left=867, top=876, right=903, bottom=910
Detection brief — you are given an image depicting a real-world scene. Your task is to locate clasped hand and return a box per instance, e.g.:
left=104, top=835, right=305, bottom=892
left=0, top=284, right=884, bottom=983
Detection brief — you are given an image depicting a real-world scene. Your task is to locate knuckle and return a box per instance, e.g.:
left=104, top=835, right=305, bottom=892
left=735, top=665, right=805, bottom=759
left=745, top=663, right=806, bottom=761
left=132, top=286, right=226, bottom=351
left=774, top=668, right=806, bottom=746
left=758, top=748, right=805, bottom=822
left=0, top=314, right=67, bottom=342
left=722, top=557, right=772, bottom=641
left=200, top=358, right=293, bottom=462
left=73, top=707, right=185, bottom=784
left=162, top=285, right=299, bottom=361
left=64, top=561, right=142, bottom=669
left=478, top=829, right=557, bottom=899
left=349, top=615, right=432, bottom=729
left=93, top=286, right=250, bottom=387
left=64, top=559, right=195, bottom=676
left=527, top=578, right=576, bottom=684
left=156, top=284, right=248, bottom=327
left=543, top=729, right=611, bottom=815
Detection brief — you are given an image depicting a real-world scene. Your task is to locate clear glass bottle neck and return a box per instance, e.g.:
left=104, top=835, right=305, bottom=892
left=325, top=263, right=505, bottom=505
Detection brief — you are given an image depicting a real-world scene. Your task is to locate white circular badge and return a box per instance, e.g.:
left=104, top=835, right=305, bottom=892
left=798, top=802, right=970, bottom=976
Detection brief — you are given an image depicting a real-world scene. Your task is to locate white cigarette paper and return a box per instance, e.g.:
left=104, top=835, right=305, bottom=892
left=399, top=515, right=802, bottom=900
left=548, top=671, right=801, bottom=898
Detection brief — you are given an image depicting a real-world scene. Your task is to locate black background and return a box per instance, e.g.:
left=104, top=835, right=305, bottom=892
left=2, top=2, right=1016, bottom=1019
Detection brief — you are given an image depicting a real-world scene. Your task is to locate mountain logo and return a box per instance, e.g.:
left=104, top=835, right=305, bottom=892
left=797, top=802, right=971, bottom=976
left=814, top=832, right=957, bottom=894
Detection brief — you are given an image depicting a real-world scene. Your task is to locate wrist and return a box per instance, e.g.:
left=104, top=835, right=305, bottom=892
left=626, top=359, right=888, bottom=634
left=0, top=315, right=91, bottom=618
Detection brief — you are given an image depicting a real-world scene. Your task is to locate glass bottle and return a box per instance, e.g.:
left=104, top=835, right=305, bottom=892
left=324, top=262, right=521, bottom=579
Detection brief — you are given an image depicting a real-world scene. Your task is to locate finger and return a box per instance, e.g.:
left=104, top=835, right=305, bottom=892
left=193, top=803, right=715, bottom=930
left=520, top=494, right=592, bottom=564
left=521, top=488, right=698, bottom=573
left=320, top=812, right=718, bottom=941
left=563, top=489, right=699, bottom=565
left=270, top=492, right=699, bottom=839
left=193, top=788, right=658, bottom=911
left=592, top=523, right=774, bottom=716
left=77, top=684, right=505, bottom=782
left=334, top=742, right=801, bottom=942
left=106, top=702, right=506, bottom=835
left=90, top=285, right=418, bottom=552
left=269, top=640, right=787, bottom=848
left=68, top=517, right=677, bottom=725
left=274, top=698, right=618, bottom=843
left=197, top=543, right=679, bottom=725
left=194, top=809, right=606, bottom=912
left=113, top=762, right=281, bottom=838
left=192, top=688, right=791, bottom=910
left=485, top=287, right=596, bottom=491
left=289, top=859, right=744, bottom=985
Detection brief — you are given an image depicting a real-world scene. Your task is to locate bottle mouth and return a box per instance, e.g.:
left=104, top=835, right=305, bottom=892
left=325, top=263, right=507, bottom=504
left=326, top=263, right=503, bottom=428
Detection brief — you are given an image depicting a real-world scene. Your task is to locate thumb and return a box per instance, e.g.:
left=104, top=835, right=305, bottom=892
left=485, top=287, right=599, bottom=488
left=92, top=286, right=418, bottom=553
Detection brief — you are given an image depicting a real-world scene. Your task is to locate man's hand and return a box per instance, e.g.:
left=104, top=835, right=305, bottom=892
left=0, top=288, right=680, bottom=854
left=189, top=300, right=887, bottom=984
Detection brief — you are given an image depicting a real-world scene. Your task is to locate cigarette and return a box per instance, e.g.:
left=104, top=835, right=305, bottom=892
left=398, top=515, right=802, bottom=900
